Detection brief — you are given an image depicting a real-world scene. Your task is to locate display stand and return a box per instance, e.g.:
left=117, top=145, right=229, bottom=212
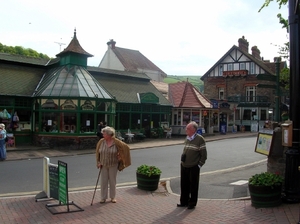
left=35, top=158, right=84, bottom=214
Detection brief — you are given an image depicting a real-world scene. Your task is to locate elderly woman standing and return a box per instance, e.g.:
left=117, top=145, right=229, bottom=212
left=95, top=126, right=131, bottom=203
left=0, top=123, right=7, bottom=161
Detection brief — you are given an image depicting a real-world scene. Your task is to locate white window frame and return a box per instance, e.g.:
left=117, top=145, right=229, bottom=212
left=250, top=62, right=255, bottom=74
left=246, top=86, right=256, bottom=102
left=240, top=63, right=245, bottom=70
left=219, top=65, right=223, bottom=76
left=219, top=88, right=224, bottom=100
left=228, top=64, right=233, bottom=71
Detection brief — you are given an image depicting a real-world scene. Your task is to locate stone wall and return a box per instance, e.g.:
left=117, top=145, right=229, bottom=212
left=33, top=135, right=98, bottom=150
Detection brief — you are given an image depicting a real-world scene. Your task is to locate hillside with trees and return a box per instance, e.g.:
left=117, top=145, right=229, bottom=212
left=0, top=43, right=50, bottom=59
left=164, top=75, right=204, bottom=92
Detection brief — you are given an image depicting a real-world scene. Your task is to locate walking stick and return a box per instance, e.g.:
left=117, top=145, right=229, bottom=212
left=91, top=168, right=101, bottom=206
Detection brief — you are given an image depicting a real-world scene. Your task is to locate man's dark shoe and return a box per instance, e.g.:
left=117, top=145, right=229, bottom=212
left=177, top=204, right=187, bottom=207
left=187, top=205, right=195, bottom=209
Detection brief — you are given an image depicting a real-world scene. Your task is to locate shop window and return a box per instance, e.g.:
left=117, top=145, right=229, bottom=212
left=192, top=111, right=199, bottom=123
left=80, top=113, right=95, bottom=133
left=183, top=111, right=190, bottom=126
left=243, top=109, right=252, bottom=120
left=261, top=109, right=267, bottom=120
left=42, top=112, right=60, bottom=132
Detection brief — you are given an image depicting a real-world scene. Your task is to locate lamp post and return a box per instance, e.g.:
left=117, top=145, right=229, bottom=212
left=275, top=58, right=280, bottom=122
left=284, top=0, right=300, bottom=202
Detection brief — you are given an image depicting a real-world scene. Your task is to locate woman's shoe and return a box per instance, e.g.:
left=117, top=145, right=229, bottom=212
left=111, top=199, right=117, bottom=203
left=100, top=199, right=106, bottom=203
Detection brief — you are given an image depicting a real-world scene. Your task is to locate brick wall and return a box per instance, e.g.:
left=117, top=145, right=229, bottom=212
left=203, top=76, right=275, bottom=103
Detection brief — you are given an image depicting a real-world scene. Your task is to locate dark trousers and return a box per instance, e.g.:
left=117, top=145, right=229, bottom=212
left=180, top=164, right=200, bottom=206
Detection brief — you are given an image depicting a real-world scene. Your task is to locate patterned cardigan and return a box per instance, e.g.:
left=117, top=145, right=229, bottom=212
left=96, top=137, right=131, bottom=171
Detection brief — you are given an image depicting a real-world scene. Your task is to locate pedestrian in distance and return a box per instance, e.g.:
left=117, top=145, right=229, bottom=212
left=0, top=123, right=7, bottom=161
left=97, top=121, right=105, bottom=139
left=177, top=121, right=207, bottom=209
left=95, top=126, right=131, bottom=204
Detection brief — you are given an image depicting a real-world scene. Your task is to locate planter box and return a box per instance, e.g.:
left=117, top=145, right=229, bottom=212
left=136, top=173, right=160, bottom=191
left=249, top=184, right=282, bottom=208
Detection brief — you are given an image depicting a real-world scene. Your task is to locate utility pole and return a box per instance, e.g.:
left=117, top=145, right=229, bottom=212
left=284, top=0, right=300, bottom=202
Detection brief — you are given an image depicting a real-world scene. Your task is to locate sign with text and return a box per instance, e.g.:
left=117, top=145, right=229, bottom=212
left=254, top=131, right=274, bottom=156
left=58, top=160, right=68, bottom=205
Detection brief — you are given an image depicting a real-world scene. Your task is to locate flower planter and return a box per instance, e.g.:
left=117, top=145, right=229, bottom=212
left=248, top=184, right=282, bottom=208
left=136, top=173, right=160, bottom=191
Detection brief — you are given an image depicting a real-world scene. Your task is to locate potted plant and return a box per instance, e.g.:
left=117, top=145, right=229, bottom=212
left=136, top=164, right=162, bottom=191
left=248, top=172, right=284, bottom=208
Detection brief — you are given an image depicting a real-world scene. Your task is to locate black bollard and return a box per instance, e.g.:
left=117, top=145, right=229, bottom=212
left=284, top=148, right=300, bottom=202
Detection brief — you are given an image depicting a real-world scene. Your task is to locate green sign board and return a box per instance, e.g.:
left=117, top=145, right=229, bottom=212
left=58, top=160, right=68, bottom=205
left=140, top=92, right=159, bottom=104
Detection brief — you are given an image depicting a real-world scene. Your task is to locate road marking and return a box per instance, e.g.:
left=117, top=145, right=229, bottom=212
left=230, top=180, right=248, bottom=185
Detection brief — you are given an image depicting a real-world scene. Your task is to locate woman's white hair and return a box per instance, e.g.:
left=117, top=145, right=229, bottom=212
left=0, top=123, right=5, bottom=129
left=101, top=126, right=115, bottom=137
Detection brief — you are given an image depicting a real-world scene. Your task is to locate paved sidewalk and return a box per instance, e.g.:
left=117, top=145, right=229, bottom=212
left=1, top=132, right=300, bottom=223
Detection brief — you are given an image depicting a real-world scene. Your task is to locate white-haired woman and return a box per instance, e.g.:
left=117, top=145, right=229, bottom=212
left=95, top=126, right=131, bottom=203
left=0, top=123, right=7, bottom=161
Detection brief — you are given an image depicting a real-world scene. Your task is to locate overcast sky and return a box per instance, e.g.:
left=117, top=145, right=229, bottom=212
left=1, top=0, right=288, bottom=76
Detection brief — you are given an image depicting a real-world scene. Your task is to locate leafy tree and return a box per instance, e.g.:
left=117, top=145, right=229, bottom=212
left=0, top=42, right=50, bottom=59
left=260, top=0, right=289, bottom=90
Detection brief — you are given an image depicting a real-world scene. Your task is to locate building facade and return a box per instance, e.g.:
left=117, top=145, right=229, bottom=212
left=0, top=30, right=172, bottom=148
left=201, top=36, right=287, bottom=132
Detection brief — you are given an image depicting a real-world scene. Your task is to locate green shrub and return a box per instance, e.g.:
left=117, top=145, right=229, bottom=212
left=136, top=164, right=162, bottom=177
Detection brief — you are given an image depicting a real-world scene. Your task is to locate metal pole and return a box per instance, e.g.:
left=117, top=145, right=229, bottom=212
left=275, top=58, right=280, bottom=122
left=284, top=0, right=300, bottom=203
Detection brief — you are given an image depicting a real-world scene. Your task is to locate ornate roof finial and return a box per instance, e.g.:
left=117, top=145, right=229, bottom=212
left=74, top=28, right=77, bottom=38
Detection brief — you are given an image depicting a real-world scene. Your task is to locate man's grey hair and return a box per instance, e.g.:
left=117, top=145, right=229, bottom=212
left=188, top=121, right=198, bottom=131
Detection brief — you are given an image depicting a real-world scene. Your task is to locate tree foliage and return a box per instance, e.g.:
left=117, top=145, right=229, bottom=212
left=0, top=43, right=50, bottom=59
left=260, top=0, right=290, bottom=90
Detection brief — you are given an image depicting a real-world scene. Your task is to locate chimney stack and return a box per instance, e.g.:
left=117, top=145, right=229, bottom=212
left=251, top=46, right=261, bottom=60
left=238, top=36, right=249, bottom=52
left=107, top=39, right=116, bottom=49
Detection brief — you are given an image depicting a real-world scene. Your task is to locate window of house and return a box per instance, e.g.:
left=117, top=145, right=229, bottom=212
left=246, top=86, right=256, bottom=102
left=240, top=63, right=245, bottom=70
left=219, top=65, right=223, bottom=76
left=250, top=62, right=255, bottom=74
left=219, top=88, right=224, bottom=100
left=228, top=64, right=233, bottom=71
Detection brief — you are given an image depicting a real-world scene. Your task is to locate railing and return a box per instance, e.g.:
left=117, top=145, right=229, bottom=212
left=227, top=95, right=269, bottom=103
